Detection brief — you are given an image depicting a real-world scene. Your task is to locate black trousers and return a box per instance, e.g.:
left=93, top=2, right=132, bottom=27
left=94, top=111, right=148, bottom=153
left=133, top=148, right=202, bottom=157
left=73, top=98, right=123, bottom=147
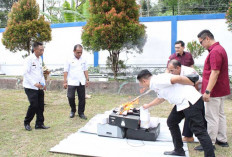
left=67, top=85, right=85, bottom=115
left=167, top=98, right=215, bottom=157
left=182, top=119, right=194, bottom=137
left=182, top=101, right=206, bottom=137
left=24, top=88, right=45, bottom=126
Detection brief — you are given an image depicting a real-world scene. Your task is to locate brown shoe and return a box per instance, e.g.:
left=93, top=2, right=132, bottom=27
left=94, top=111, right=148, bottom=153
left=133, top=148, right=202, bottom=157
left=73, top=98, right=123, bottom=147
left=182, top=136, right=194, bottom=143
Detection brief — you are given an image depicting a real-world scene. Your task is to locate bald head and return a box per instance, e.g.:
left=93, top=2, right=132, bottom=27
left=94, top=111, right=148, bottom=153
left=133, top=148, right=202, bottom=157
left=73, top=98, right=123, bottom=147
left=168, top=59, right=181, bottom=75
left=73, top=44, right=83, bottom=59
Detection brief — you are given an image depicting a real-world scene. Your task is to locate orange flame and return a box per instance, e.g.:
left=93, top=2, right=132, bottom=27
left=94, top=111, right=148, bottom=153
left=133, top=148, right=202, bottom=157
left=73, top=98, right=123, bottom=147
left=119, top=98, right=139, bottom=114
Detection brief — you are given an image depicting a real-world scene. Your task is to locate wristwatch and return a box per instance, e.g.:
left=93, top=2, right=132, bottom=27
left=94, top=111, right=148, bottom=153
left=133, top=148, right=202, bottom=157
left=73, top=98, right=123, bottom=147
left=205, top=90, right=210, bottom=94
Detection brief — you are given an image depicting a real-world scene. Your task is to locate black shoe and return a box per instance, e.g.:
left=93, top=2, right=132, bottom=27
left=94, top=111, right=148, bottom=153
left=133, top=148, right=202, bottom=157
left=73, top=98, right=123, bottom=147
left=216, top=139, right=229, bottom=147
left=35, top=124, right=50, bottom=129
left=79, top=114, right=87, bottom=120
left=164, top=150, right=185, bottom=156
left=70, top=112, right=75, bottom=118
left=24, top=124, right=32, bottom=131
left=194, top=145, right=203, bottom=151
left=194, top=145, right=216, bottom=152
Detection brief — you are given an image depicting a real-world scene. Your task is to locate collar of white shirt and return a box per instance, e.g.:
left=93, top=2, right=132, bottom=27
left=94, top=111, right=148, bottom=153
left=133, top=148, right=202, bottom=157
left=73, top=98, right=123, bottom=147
left=72, top=55, right=82, bottom=60
left=32, top=53, right=40, bottom=60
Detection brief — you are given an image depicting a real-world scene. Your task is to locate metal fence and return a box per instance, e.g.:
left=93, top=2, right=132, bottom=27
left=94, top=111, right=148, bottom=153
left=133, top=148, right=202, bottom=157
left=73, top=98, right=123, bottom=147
left=140, top=4, right=229, bottom=17
left=0, top=4, right=230, bottom=28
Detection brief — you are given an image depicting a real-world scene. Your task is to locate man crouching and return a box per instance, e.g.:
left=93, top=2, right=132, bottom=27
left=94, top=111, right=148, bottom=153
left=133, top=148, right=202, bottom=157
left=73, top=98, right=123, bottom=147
left=137, top=69, right=215, bottom=157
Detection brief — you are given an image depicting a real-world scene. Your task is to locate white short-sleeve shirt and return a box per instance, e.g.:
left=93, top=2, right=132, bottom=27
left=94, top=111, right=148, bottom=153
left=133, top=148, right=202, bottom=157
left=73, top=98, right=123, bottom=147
left=150, top=73, right=202, bottom=111
left=64, top=55, right=88, bottom=86
left=23, top=54, right=45, bottom=90
left=180, top=65, right=202, bottom=82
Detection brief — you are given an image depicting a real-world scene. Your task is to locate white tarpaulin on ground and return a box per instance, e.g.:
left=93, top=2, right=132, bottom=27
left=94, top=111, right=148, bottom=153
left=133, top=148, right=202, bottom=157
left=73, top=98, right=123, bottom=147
left=50, top=132, right=190, bottom=157
left=50, top=114, right=198, bottom=157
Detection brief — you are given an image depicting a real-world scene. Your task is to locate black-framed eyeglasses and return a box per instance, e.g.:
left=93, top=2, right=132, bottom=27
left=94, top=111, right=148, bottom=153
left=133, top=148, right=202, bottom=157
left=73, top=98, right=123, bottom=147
left=200, top=37, right=206, bottom=45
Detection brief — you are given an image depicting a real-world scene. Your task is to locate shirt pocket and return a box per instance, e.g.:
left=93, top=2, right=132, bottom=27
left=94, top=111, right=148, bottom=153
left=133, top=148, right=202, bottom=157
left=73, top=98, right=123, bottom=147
left=204, top=58, right=211, bottom=71
left=81, top=62, right=86, bottom=71
left=183, top=58, right=192, bottom=66
left=71, top=61, right=82, bottom=71
left=31, top=63, right=37, bottom=70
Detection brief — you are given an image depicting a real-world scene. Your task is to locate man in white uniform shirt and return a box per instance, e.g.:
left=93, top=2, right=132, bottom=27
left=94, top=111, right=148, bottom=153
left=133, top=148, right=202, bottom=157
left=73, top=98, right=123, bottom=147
left=137, top=70, right=214, bottom=157
left=63, top=44, right=89, bottom=120
left=168, top=59, right=203, bottom=143
left=23, top=42, right=50, bottom=131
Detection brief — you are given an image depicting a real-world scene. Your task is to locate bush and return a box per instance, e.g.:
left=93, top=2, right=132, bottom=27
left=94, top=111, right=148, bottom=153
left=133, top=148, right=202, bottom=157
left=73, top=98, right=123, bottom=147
left=187, top=40, right=205, bottom=59
left=226, top=2, right=232, bottom=32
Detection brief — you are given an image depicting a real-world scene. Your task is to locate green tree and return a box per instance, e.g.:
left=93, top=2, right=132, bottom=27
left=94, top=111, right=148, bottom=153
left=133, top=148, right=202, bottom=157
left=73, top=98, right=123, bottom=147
left=63, top=0, right=75, bottom=22
left=163, top=0, right=178, bottom=15
left=43, top=0, right=62, bottom=23
left=41, top=0, right=87, bottom=23
left=81, top=0, right=147, bottom=78
left=2, top=0, right=52, bottom=57
left=0, top=0, right=17, bottom=28
left=76, top=0, right=90, bottom=21
left=181, top=0, right=230, bottom=14
left=158, top=0, right=230, bottom=15
left=0, top=10, right=8, bottom=28
left=226, top=2, right=232, bottom=32
left=140, top=0, right=152, bottom=16
left=0, top=0, right=18, bottom=10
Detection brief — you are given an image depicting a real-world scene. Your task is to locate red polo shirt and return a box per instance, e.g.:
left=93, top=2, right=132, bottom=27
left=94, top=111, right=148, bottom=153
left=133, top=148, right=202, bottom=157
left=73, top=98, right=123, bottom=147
left=201, top=42, right=230, bottom=97
left=168, top=51, right=194, bottom=67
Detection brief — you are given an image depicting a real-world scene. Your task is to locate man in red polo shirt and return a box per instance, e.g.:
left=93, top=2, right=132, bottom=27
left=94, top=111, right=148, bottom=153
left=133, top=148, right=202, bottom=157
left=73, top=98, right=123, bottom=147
left=195, top=30, right=230, bottom=151
left=167, top=40, right=194, bottom=67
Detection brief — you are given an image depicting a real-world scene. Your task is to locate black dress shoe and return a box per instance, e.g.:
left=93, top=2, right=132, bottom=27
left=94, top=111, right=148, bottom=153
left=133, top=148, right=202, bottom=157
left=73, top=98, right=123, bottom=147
left=194, top=145, right=216, bottom=151
left=70, top=112, right=75, bottom=118
left=164, top=150, right=185, bottom=156
left=194, top=145, right=203, bottom=151
left=79, top=114, right=87, bottom=120
left=216, top=139, right=229, bottom=147
left=35, top=125, right=50, bottom=129
left=24, top=124, right=32, bottom=131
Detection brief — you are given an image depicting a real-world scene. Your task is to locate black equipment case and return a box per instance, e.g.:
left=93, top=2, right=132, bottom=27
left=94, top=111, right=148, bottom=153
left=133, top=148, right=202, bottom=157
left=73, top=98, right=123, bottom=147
left=126, top=123, right=160, bottom=141
left=109, top=112, right=140, bottom=129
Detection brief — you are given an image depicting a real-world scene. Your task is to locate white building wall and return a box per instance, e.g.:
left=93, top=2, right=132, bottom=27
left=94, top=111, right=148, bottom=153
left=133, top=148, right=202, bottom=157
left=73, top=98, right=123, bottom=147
left=99, top=21, right=172, bottom=65
left=0, top=17, right=232, bottom=75
left=178, top=19, right=232, bottom=66
left=0, top=27, right=94, bottom=75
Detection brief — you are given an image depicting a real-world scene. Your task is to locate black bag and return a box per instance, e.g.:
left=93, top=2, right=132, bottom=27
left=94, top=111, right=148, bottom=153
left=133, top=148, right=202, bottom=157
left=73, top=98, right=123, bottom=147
left=186, top=74, right=199, bottom=84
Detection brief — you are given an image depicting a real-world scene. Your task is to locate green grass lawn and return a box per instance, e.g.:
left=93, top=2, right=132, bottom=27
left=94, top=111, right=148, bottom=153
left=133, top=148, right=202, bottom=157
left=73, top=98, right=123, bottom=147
left=0, top=89, right=231, bottom=157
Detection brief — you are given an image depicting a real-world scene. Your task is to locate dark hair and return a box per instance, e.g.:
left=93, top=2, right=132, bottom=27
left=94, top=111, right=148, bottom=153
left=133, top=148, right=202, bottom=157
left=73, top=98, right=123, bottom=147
left=197, top=29, right=214, bottom=40
left=175, top=40, right=185, bottom=47
left=137, top=69, right=152, bottom=81
left=73, top=44, right=83, bottom=51
left=168, top=59, right=181, bottom=68
left=33, top=42, right=43, bottom=49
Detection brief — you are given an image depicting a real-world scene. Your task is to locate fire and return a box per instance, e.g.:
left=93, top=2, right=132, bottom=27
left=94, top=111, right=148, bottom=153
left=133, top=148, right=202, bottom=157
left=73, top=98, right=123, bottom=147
left=119, top=98, right=139, bottom=114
